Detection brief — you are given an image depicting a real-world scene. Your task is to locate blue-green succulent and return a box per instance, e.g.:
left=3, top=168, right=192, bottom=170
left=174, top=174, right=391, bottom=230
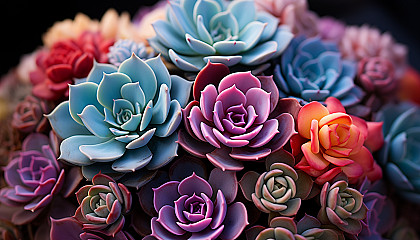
left=47, top=54, right=192, bottom=185
left=148, top=0, right=294, bottom=71
left=376, top=102, right=420, bottom=202
left=273, top=36, right=363, bottom=107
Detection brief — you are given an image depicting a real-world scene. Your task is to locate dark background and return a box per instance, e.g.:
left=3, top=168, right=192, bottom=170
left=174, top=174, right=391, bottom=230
left=1, top=0, right=420, bottom=76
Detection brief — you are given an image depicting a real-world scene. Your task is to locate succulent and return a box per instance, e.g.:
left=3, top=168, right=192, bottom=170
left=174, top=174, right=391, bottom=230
left=30, top=31, right=114, bottom=101
left=239, top=149, right=313, bottom=216
left=149, top=170, right=248, bottom=240
left=47, top=54, right=192, bottom=185
left=318, top=180, right=367, bottom=235
left=292, top=97, right=383, bottom=185
left=149, top=0, right=293, bottom=71
left=318, top=17, right=346, bottom=43
left=273, top=36, right=363, bottom=108
left=0, top=134, right=66, bottom=224
left=376, top=102, right=420, bottom=202
left=74, top=173, right=132, bottom=237
left=108, top=39, right=153, bottom=66
left=11, top=95, right=52, bottom=133
left=178, top=62, right=297, bottom=171
left=246, top=215, right=342, bottom=240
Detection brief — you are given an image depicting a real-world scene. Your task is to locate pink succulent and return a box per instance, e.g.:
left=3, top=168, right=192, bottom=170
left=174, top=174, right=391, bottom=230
left=292, top=97, right=383, bottom=185
left=178, top=62, right=298, bottom=171
left=11, top=95, right=52, bottom=133
left=254, top=0, right=319, bottom=37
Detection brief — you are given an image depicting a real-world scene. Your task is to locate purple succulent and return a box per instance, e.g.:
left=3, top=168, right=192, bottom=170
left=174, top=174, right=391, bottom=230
left=0, top=133, right=66, bottom=225
left=245, top=215, right=343, bottom=240
left=178, top=62, right=298, bottom=171
left=74, top=173, right=132, bottom=237
left=11, top=95, right=52, bottom=133
left=50, top=216, right=134, bottom=240
left=239, top=149, right=313, bottom=216
left=149, top=170, right=248, bottom=240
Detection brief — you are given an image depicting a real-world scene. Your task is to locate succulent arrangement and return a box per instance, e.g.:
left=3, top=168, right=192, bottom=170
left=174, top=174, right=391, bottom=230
left=0, top=0, right=419, bottom=239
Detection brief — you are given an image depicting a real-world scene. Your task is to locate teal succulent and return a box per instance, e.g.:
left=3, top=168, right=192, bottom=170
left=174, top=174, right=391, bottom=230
left=376, top=102, right=420, bottom=202
left=47, top=54, right=192, bottom=186
left=149, top=0, right=294, bottom=71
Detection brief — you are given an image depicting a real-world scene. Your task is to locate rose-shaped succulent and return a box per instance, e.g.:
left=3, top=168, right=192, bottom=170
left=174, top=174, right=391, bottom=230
left=148, top=0, right=293, bottom=71
left=339, top=25, right=407, bottom=78
left=292, top=97, right=383, bottom=185
left=108, top=39, right=153, bottom=66
left=318, top=17, right=346, bottom=43
left=178, top=62, right=297, bottom=171
left=11, top=95, right=52, bottom=133
left=349, top=57, right=397, bottom=117
left=255, top=0, right=319, bottom=37
left=74, top=173, right=132, bottom=237
left=0, top=134, right=70, bottom=225
left=318, top=180, right=367, bottom=235
left=239, top=149, right=313, bottom=216
left=148, top=170, right=248, bottom=240
left=50, top=216, right=134, bottom=240
left=30, top=31, right=114, bottom=101
left=246, top=215, right=342, bottom=240
left=273, top=36, right=363, bottom=108
left=47, top=54, right=192, bottom=185
left=376, top=102, right=420, bottom=202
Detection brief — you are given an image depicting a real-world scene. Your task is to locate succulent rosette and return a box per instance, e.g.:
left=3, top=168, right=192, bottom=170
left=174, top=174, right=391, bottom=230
left=73, top=173, right=131, bottom=237
left=239, top=149, right=313, bottom=216
left=292, top=97, right=383, bottom=185
left=318, top=180, right=368, bottom=235
left=376, top=102, right=420, bottom=202
left=47, top=53, right=192, bottom=184
left=273, top=36, right=363, bottom=108
left=11, top=95, right=52, bottom=133
left=245, top=215, right=342, bottom=240
left=108, top=39, right=153, bottom=66
left=149, top=170, right=248, bottom=240
left=0, top=133, right=71, bottom=225
left=30, top=31, right=114, bottom=101
left=178, top=62, right=297, bottom=171
left=349, top=57, right=397, bottom=117
left=318, top=17, right=346, bottom=43
left=148, top=0, right=294, bottom=71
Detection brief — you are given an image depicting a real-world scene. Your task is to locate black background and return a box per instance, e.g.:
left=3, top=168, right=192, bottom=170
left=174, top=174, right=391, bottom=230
left=1, top=0, right=420, bottom=76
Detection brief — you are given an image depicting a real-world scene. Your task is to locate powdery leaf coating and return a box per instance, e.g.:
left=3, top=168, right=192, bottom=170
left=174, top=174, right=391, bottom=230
left=149, top=171, right=247, bottom=240
left=47, top=54, right=192, bottom=185
left=178, top=62, right=297, bottom=171
left=292, top=97, right=383, bottom=185
left=148, top=0, right=293, bottom=71
left=74, top=173, right=132, bottom=237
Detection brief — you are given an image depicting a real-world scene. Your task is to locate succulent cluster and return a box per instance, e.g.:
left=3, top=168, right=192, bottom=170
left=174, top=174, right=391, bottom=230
left=0, top=0, right=419, bottom=239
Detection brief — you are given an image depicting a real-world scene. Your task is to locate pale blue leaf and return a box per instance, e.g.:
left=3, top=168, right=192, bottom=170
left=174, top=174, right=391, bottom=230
left=151, top=84, right=171, bottom=125
left=154, top=100, right=182, bottom=137
left=169, top=75, right=193, bottom=108
left=186, top=33, right=216, bottom=55
left=193, top=0, right=222, bottom=30
left=227, top=0, right=255, bottom=30
left=97, top=73, right=132, bottom=110
left=168, top=49, right=205, bottom=71
left=257, top=11, right=279, bottom=42
left=78, top=105, right=112, bottom=138
left=203, top=55, right=242, bottom=66
left=209, top=12, right=239, bottom=37
left=301, top=90, right=330, bottom=101
left=112, top=146, right=153, bottom=172
left=386, top=163, right=414, bottom=191
left=270, top=26, right=294, bottom=58
left=196, top=15, right=213, bottom=45
left=213, top=40, right=246, bottom=55
left=126, top=128, right=156, bottom=149
left=121, top=82, right=146, bottom=113
left=59, top=135, right=107, bottom=166
left=140, top=100, right=154, bottom=131
left=147, top=132, right=179, bottom=170
left=152, top=20, right=193, bottom=55
left=168, top=1, right=198, bottom=38
left=69, top=82, right=101, bottom=125
left=86, top=61, right=118, bottom=84
left=146, top=55, right=172, bottom=90
left=240, top=41, right=277, bottom=65
left=239, top=21, right=265, bottom=51
left=121, top=114, right=142, bottom=132
left=148, top=36, right=170, bottom=58
left=79, top=138, right=126, bottom=162
left=118, top=54, right=157, bottom=103
left=115, top=134, right=139, bottom=143
left=46, top=101, right=91, bottom=139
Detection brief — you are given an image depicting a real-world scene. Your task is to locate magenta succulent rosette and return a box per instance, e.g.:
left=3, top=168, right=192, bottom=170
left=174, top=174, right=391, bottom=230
left=149, top=170, right=248, bottom=240
left=0, top=133, right=65, bottom=225
left=178, top=62, right=298, bottom=171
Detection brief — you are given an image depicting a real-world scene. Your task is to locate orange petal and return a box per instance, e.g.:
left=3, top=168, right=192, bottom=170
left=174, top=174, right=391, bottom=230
left=315, top=167, right=342, bottom=185
left=348, top=146, right=374, bottom=172
left=301, top=142, right=329, bottom=171
left=295, top=156, right=327, bottom=177
left=319, top=112, right=352, bottom=128
left=336, top=124, right=350, bottom=144
left=310, top=119, right=319, bottom=153
left=328, top=124, right=340, bottom=146
left=324, top=147, right=353, bottom=158
left=351, top=115, right=368, bottom=140
left=322, top=153, right=354, bottom=167
left=342, top=162, right=364, bottom=184
left=364, top=121, right=384, bottom=152
left=319, top=125, right=332, bottom=149
left=341, top=125, right=361, bottom=149
left=298, top=101, right=329, bottom=139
